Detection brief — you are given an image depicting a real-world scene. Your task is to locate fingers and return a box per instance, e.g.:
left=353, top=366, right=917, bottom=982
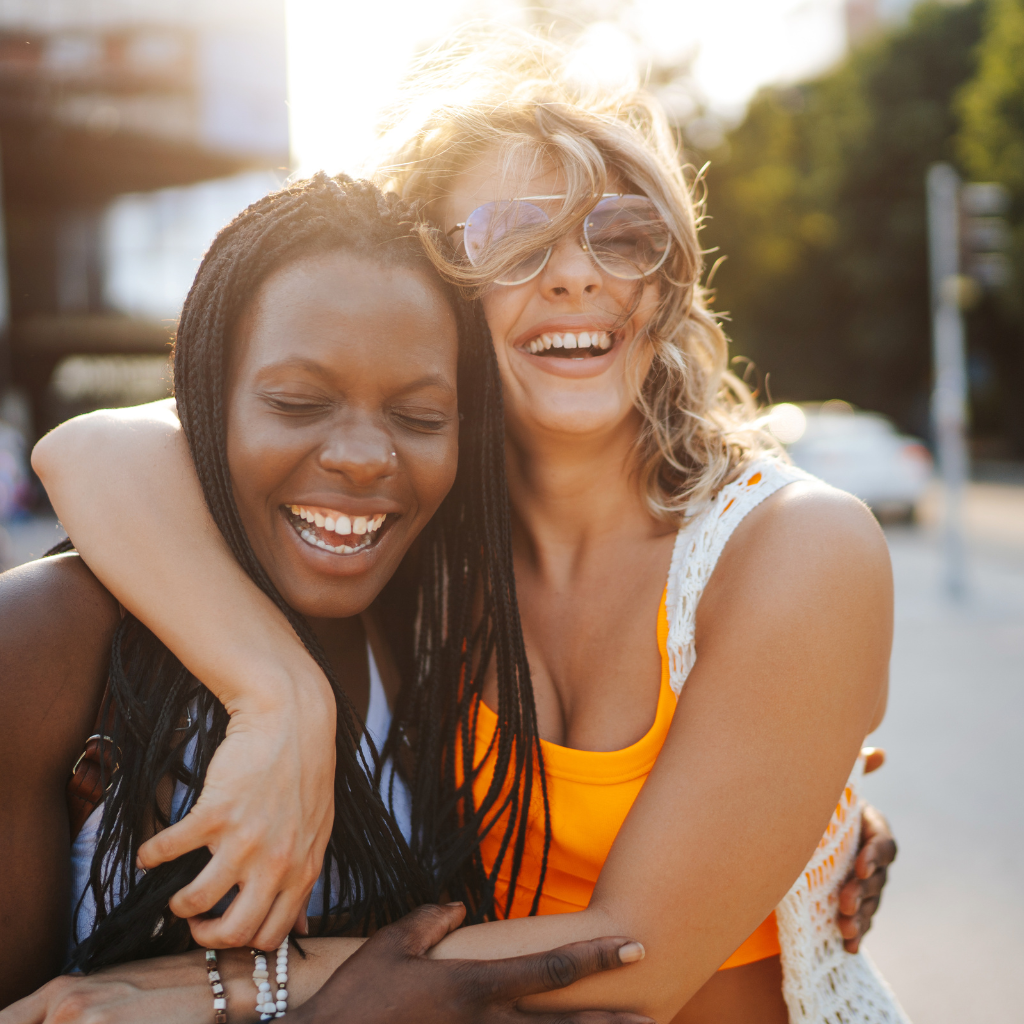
left=137, top=814, right=211, bottom=871
left=167, top=852, right=245, bottom=921
left=385, top=903, right=469, bottom=958
left=249, top=885, right=316, bottom=952
left=475, top=937, right=645, bottom=1001
left=861, top=747, right=886, bottom=774
left=857, top=804, right=897, bottom=878
left=186, top=876, right=283, bottom=949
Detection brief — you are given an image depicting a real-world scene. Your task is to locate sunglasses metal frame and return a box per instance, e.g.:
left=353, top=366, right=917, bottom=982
left=448, top=193, right=672, bottom=286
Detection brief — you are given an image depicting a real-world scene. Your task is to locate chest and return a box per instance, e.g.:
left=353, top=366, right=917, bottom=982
left=490, top=531, right=677, bottom=751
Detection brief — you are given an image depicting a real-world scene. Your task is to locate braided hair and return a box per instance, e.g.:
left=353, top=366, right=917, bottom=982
left=70, top=174, right=550, bottom=970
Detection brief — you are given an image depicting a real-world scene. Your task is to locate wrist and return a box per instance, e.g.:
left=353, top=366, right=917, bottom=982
left=217, top=656, right=336, bottom=721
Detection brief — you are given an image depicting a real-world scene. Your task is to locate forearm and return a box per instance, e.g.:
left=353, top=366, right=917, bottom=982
left=427, top=907, right=679, bottom=1019
left=32, top=401, right=327, bottom=714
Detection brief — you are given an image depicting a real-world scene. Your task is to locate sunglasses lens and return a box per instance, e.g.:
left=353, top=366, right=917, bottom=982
left=463, top=201, right=551, bottom=285
left=584, top=196, right=671, bottom=279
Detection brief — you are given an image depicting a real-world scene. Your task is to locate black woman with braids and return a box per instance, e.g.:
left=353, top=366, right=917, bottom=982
left=0, top=174, right=651, bottom=1022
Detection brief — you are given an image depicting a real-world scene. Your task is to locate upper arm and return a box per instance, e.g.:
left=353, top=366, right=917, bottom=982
left=0, top=555, right=120, bottom=1003
left=588, top=483, right=893, bottom=1015
left=0, top=554, right=121, bottom=787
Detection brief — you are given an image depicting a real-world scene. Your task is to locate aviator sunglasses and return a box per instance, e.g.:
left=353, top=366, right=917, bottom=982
left=448, top=193, right=672, bottom=286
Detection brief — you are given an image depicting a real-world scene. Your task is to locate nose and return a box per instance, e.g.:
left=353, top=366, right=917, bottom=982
left=318, top=414, right=396, bottom=486
left=537, top=233, right=603, bottom=301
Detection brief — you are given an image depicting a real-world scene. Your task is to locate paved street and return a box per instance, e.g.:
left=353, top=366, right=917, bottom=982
left=3, top=484, right=1022, bottom=1022
left=860, top=481, right=1024, bottom=1023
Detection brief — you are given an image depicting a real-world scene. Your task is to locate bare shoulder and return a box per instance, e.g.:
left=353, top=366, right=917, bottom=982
left=703, top=479, right=891, bottom=612
left=697, top=480, right=893, bottom=718
left=0, top=553, right=120, bottom=781
left=0, top=552, right=121, bottom=653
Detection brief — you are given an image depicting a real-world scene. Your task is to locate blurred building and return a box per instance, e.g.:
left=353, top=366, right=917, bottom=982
left=0, top=0, right=288, bottom=441
left=845, top=0, right=921, bottom=46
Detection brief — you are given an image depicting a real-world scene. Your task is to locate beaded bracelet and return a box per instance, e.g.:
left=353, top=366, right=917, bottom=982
left=204, top=949, right=228, bottom=1023
left=252, top=937, right=289, bottom=1019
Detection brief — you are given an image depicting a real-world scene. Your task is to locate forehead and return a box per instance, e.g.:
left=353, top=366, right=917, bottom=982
left=235, top=251, right=458, bottom=381
left=439, top=146, right=628, bottom=230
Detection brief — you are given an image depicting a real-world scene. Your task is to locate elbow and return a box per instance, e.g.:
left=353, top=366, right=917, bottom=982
left=31, top=411, right=100, bottom=488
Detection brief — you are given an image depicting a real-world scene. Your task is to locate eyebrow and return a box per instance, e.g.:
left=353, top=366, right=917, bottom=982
left=254, top=358, right=457, bottom=397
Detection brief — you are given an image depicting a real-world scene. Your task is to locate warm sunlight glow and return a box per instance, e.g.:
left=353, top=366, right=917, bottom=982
left=285, top=0, right=849, bottom=176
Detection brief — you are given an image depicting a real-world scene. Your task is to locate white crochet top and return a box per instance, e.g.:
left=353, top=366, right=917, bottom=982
left=665, top=456, right=911, bottom=1024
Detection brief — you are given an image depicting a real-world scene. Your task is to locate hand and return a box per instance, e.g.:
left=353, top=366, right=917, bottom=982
left=136, top=681, right=336, bottom=950
left=0, top=948, right=234, bottom=1024
left=293, top=903, right=654, bottom=1024
left=838, top=749, right=897, bottom=953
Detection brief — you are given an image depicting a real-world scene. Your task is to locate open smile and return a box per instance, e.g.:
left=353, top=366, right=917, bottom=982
left=284, top=503, right=393, bottom=556
left=517, top=329, right=617, bottom=358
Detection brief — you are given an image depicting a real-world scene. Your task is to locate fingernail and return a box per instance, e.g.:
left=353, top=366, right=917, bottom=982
left=446, top=901, right=464, bottom=907
left=618, top=941, right=645, bottom=963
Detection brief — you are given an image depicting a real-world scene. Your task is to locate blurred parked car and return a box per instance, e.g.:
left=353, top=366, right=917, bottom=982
left=766, top=401, right=933, bottom=521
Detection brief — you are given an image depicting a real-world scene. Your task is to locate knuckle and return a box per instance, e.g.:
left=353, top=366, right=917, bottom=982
left=220, top=923, right=255, bottom=947
left=51, top=990, right=95, bottom=1023
left=542, top=952, right=580, bottom=990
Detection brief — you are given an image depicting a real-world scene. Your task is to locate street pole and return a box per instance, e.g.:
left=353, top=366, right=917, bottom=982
left=926, top=163, right=969, bottom=600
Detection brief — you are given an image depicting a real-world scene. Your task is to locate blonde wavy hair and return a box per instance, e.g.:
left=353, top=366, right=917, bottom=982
left=374, top=27, right=778, bottom=522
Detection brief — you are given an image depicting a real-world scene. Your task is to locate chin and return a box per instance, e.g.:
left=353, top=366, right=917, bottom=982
left=517, top=394, right=635, bottom=438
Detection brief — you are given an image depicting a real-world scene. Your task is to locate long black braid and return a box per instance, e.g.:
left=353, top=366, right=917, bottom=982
left=67, top=174, right=550, bottom=970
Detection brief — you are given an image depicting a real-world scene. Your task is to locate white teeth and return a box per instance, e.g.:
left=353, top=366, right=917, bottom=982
left=578, top=332, right=592, bottom=348
left=561, top=333, right=577, bottom=349
left=289, top=506, right=385, bottom=541
left=551, top=333, right=563, bottom=348
left=597, top=332, right=611, bottom=350
left=542, top=334, right=553, bottom=349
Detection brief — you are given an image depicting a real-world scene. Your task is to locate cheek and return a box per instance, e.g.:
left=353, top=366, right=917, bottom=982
left=480, top=288, right=523, bottom=346
left=405, top=430, right=459, bottom=519
left=224, top=400, right=297, bottom=531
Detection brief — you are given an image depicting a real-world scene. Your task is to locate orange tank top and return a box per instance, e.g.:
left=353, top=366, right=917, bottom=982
left=464, top=587, right=780, bottom=971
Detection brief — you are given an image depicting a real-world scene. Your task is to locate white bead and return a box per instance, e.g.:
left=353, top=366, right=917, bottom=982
left=276, top=990, right=289, bottom=1001
left=253, top=970, right=269, bottom=979
left=276, top=973, right=288, bottom=983
left=276, top=1001, right=288, bottom=1011
left=211, top=983, right=224, bottom=995
left=258, top=981, right=271, bottom=992
left=261, top=1015, right=273, bottom=1020
left=213, top=998, right=227, bottom=1010
left=208, top=971, right=221, bottom=982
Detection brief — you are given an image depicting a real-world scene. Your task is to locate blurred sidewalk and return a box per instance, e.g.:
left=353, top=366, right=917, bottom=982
left=861, top=480, right=1024, bottom=1023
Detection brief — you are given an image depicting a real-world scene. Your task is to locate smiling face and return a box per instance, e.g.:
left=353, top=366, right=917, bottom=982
left=441, top=151, right=662, bottom=449
left=225, top=250, right=460, bottom=620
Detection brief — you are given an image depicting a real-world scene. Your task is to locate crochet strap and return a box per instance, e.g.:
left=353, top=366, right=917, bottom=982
left=663, top=458, right=813, bottom=696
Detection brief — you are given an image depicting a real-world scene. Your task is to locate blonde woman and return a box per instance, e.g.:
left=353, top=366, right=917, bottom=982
left=32, top=34, right=903, bottom=1023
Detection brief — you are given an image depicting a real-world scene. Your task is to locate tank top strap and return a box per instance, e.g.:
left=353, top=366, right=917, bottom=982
left=664, top=457, right=814, bottom=696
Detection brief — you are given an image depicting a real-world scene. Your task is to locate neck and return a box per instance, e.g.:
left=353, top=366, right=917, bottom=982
left=505, top=411, right=666, bottom=576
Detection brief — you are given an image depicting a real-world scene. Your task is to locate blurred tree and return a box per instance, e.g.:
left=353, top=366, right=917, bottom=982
left=957, top=0, right=1024, bottom=452
left=700, top=1, right=987, bottom=443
